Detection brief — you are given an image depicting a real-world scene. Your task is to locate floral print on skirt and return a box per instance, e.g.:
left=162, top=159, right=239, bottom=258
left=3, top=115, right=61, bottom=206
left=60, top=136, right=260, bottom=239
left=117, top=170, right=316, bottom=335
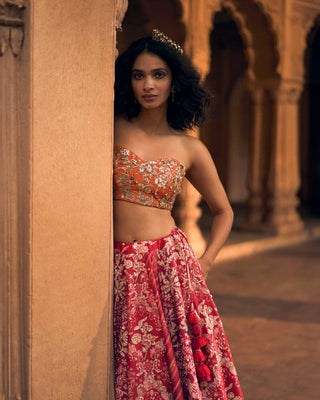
left=114, top=226, right=244, bottom=400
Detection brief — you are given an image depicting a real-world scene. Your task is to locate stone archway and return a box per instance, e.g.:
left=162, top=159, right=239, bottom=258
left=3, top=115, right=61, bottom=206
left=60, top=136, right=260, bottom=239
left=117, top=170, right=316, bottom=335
left=221, top=0, right=279, bottom=82
left=227, top=74, right=252, bottom=204
left=117, top=0, right=185, bottom=54
left=224, top=1, right=279, bottom=232
left=201, top=7, right=249, bottom=203
left=300, top=16, right=320, bottom=217
left=201, top=0, right=281, bottom=231
left=212, top=0, right=309, bottom=235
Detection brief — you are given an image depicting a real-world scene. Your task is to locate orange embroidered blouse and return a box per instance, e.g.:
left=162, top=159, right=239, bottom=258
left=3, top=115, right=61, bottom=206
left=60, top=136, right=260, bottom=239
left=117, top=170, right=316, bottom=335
left=113, top=145, right=186, bottom=210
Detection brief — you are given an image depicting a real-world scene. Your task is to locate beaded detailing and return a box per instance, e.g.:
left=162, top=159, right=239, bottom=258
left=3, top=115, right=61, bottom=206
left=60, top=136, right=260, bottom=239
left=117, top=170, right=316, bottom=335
left=152, top=28, right=184, bottom=55
left=113, top=145, right=186, bottom=210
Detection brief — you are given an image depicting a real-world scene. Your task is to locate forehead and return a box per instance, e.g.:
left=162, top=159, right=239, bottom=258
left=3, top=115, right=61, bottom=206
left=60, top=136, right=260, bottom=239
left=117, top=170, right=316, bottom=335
left=132, top=52, right=170, bottom=71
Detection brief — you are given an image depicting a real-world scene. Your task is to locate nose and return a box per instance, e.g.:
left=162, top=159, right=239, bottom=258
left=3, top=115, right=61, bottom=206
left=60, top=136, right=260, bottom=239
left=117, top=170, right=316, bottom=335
left=143, top=76, right=154, bottom=92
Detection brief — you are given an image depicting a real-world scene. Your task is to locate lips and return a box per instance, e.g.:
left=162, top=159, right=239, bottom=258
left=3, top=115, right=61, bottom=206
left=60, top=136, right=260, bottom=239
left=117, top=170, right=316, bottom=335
left=142, top=94, right=157, bottom=101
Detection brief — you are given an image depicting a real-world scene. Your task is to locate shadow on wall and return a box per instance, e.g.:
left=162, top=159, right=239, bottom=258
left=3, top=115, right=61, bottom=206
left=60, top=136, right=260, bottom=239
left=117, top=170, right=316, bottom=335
left=80, top=302, right=113, bottom=399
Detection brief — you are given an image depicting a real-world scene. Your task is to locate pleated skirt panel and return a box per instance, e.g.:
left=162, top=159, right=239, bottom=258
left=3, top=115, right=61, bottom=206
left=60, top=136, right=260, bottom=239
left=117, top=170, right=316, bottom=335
left=114, top=227, right=244, bottom=400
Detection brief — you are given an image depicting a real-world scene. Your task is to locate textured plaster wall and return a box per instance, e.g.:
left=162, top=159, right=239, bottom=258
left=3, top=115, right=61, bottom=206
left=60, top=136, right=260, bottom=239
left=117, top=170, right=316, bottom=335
left=30, top=1, right=115, bottom=398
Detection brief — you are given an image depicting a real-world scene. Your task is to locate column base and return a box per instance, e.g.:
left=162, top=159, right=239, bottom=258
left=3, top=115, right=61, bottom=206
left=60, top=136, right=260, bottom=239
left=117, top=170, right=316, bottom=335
left=239, top=193, right=266, bottom=232
left=261, top=217, right=304, bottom=235
left=240, top=205, right=304, bottom=235
left=263, top=194, right=304, bottom=234
left=240, top=217, right=304, bottom=235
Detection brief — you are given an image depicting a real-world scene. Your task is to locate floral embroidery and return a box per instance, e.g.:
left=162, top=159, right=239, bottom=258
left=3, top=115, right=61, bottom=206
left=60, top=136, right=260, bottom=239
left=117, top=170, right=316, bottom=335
left=114, top=227, right=244, bottom=400
left=113, top=145, right=186, bottom=210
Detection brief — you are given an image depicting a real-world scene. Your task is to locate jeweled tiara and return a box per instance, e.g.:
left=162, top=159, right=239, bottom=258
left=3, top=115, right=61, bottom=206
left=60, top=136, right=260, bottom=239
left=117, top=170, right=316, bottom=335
left=152, top=29, right=184, bottom=55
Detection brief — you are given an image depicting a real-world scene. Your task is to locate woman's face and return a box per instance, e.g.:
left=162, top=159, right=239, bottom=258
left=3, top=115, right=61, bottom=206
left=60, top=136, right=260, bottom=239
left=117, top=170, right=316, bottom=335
left=131, top=52, right=172, bottom=110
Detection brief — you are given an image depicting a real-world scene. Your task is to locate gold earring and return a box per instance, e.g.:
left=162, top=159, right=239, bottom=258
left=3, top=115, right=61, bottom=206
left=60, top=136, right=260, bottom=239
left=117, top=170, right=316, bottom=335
left=171, top=88, right=176, bottom=103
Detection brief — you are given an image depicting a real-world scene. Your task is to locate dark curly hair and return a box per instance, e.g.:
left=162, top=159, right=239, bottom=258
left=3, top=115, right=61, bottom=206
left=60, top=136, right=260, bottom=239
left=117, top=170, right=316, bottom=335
left=114, top=36, right=211, bottom=131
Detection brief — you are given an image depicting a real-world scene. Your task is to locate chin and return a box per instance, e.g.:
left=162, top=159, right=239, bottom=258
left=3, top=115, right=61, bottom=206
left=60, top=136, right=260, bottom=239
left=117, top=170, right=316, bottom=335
left=141, top=100, right=168, bottom=109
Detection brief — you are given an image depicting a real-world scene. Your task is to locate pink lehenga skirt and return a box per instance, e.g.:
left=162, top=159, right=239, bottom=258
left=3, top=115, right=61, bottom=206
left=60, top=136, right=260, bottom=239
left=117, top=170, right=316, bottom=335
left=114, top=227, right=244, bottom=400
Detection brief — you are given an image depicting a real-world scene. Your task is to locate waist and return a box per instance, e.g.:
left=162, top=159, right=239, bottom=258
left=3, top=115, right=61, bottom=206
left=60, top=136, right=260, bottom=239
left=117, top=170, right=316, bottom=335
left=114, top=200, right=176, bottom=242
left=114, top=226, right=181, bottom=246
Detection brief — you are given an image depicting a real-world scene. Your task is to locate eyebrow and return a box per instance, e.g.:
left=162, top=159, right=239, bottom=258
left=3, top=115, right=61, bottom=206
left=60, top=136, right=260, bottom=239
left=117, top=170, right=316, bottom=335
left=131, top=68, right=168, bottom=73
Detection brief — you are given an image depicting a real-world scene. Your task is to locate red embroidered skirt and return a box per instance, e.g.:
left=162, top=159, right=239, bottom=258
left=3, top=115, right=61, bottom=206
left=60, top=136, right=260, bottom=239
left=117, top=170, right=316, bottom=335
left=114, top=227, right=244, bottom=400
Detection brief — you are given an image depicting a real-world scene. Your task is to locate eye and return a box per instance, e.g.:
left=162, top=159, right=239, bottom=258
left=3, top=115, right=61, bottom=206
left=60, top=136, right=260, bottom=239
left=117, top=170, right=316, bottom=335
left=154, top=71, right=166, bottom=79
left=132, top=72, right=144, bottom=80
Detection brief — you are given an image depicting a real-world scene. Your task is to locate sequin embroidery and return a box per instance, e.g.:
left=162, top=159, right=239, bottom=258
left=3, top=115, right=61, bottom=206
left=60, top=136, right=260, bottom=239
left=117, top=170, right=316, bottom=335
left=113, top=145, right=186, bottom=210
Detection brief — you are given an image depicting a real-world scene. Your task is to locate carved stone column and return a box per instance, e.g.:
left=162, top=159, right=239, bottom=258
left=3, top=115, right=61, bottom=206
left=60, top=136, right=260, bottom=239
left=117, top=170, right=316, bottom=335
left=28, top=1, right=118, bottom=397
left=241, top=83, right=266, bottom=230
left=0, top=2, right=27, bottom=400
left=2, top=1, right=124, bottom=399
left=178, top=0, right=221, bottom=256
left=114, top=0, right=128, bottom=59
left=0, top=0, right=24, bottom=57
left=264, top=79, right=304, bottom=234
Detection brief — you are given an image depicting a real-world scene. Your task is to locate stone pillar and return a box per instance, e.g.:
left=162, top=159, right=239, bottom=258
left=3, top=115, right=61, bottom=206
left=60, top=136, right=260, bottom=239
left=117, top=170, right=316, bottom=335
left=1, top=1, right=119, bottom=399
left=179, top=0, right=221, bottom=256
left=264, top=79, right=304, bottom=234
left=241, top=84, right=266, bottom=230
left=0, top=2, right=27, bottom=399
left=29, top=2, right=117, bottom=398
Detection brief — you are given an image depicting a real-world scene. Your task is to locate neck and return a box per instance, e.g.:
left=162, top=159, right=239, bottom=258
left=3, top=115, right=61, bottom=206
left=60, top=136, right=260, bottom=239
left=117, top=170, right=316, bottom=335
left=136, top=105, right=169, bottom=135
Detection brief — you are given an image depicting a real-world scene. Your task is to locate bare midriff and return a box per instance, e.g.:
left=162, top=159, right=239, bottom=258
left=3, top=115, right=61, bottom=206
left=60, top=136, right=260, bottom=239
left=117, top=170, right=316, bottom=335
left=114, top=200, right=176, bottom=242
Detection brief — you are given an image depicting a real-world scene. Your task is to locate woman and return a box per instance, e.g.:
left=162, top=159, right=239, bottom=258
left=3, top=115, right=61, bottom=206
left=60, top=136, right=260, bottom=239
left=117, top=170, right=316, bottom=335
left=113, top=30, right=244, bottom=400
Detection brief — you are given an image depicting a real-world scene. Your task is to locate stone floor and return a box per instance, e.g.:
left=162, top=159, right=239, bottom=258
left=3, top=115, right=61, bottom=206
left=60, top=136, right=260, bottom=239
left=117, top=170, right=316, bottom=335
left=206, top=238, right=320, bottom=400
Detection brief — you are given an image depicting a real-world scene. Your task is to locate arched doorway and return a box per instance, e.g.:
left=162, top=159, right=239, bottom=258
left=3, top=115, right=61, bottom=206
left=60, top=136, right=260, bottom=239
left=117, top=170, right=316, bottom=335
left=300, top=17, right=320, bottom=217
left=200, top=0, right=282, bottom=233
left=200, top=8, right=250, bottom=228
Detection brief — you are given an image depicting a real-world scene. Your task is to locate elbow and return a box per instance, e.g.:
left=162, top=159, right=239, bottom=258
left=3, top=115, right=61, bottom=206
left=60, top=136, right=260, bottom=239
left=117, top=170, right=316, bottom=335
left=226, top=205, right=234, bottom=227
left=211, top=204, right=234, bottom=226
left=228, top=203, right=234, bottom=219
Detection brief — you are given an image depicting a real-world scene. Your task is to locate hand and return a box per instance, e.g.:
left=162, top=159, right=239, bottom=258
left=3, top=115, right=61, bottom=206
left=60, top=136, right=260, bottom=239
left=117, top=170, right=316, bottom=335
left=197, top=255, right=213, bottom=280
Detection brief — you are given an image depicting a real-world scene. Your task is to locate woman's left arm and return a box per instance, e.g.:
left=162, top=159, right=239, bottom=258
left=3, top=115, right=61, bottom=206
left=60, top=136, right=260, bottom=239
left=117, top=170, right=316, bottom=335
left=185, top=137, right=234, bottom=278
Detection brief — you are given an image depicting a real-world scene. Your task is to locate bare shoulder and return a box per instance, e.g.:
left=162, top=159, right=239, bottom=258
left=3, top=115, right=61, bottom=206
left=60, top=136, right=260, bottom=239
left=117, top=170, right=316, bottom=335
left=114, top=116, right=137, bottom=144
left=114, top=115, right=130, bottom=133
left=182, top=134, right=206, bottom=150
left=178, top=133, right=211, bottom=165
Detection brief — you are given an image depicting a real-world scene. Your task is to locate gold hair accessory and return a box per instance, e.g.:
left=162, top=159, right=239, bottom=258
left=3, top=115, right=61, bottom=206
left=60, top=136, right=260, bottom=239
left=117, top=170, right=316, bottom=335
left=152, top=29, right=184, bottom=55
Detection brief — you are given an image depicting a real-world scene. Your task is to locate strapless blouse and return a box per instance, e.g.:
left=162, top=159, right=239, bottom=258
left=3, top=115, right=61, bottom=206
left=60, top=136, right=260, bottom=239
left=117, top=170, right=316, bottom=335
left=113, top=145, right=186, bottom=210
